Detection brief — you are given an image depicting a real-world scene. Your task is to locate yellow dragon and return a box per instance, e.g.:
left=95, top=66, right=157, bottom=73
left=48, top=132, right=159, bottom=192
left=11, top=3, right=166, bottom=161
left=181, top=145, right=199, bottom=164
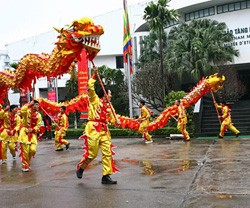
left=0, top=17, right=226, bottom=132
left=0, top=17, right=104, bottom=102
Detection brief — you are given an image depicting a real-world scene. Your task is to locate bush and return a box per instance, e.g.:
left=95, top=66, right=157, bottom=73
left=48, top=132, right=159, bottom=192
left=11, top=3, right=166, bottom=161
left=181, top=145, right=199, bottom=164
left=57, top=126, right=179, bottom=139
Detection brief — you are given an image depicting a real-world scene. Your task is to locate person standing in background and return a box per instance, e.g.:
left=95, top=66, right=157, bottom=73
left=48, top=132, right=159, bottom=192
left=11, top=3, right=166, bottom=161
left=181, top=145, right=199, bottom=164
left=175, top=100, right=190, bottom=142
left=19, top=100, right=42, bottom=172
left=54, top=106, right=70, bottom=151
left=137, top=100, right=153, bottom=144
left=0, top=105, right=21, bottom=164
left=214, top=101, right=240, bottom=138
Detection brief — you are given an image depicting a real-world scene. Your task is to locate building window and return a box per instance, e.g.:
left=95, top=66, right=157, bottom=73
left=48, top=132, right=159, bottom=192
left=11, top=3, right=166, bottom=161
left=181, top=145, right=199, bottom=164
left=133, top=36, right=138, bottom=64
left=241, top=1, right=247, bottom=9
left=217, top=0, right=250, bottom=14
left=166, top=19, right=179, bottom=28
left=116, top=56, right=124, bottom=69
left=185, top=7, right=215, bottom=22
left=235, top=2, right=241, bottom=10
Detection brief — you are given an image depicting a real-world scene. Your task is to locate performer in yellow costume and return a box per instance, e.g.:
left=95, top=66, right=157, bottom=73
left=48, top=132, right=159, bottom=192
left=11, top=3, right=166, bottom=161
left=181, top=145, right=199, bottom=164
left=76, top=68, right=119, bottom=184
left=0, top=105, right=20, bottom=164
left=54, top=106, right=70, bottom=151
left=137, top=100, right=153, bottom=144
left=175, top=100, right=190, bottom=142
left=214, top=102, right=240, bottom=138
left=19, top=100, right=42, bottom=172
left=0, top=104, right=5, bottom=161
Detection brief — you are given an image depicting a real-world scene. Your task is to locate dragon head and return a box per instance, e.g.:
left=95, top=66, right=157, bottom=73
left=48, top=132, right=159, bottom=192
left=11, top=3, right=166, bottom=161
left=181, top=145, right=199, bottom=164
left=54, top=17, right=104, bottom=60
left=206, top=73, right=225, bottom=92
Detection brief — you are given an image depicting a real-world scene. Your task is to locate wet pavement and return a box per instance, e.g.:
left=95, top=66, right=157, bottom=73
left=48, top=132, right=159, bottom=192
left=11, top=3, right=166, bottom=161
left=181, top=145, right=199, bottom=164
left=1, top=136, right=250, bottom=208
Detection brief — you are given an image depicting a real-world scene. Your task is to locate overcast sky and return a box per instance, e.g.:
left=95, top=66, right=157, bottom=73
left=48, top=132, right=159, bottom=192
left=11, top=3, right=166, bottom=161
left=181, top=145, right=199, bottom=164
left=0, top=0, right=148, bottom=50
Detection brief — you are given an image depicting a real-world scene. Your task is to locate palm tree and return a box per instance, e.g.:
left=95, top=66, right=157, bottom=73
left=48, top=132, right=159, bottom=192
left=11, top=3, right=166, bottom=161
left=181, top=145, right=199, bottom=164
left=143, top=0, right=179, bottom=97
left=166, top=19, right=239, bottom=81
left=137, top=31, right=167, bottom=69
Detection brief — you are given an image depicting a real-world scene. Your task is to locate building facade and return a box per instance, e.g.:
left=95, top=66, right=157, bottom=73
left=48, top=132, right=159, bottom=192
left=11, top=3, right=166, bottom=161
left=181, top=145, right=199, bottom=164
left=4, top=0, right=250, bottom=105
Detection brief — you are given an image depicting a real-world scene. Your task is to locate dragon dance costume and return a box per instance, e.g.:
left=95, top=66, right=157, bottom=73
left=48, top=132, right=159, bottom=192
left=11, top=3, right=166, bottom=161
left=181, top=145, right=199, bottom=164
left=0, top=105, right=4, bottom=160
left=54, top=108, right=70, bottom=151
left=19, top=103, right=42, bottom=171
left=76, top=75, right=118, bottom=182
left=0, top=106, right=21, bottom=163
left=176, top=101, right=190, bottom=141
left=138, top=104, right=152, bottom=143
left=215, top=103, right=240, bottom=138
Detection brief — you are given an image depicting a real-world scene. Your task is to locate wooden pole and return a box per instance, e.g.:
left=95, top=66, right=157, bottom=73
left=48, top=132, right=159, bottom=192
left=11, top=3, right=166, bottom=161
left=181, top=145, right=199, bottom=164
left=40, top=106, right=60, bottom=129
left=91, top=61, right=118, bottom=122
left=210, top=90, right=221, bottom=124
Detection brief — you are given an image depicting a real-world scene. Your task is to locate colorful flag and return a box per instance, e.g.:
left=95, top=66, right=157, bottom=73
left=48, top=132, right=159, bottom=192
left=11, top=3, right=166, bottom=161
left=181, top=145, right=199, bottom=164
left=123, top=0, right=133, bottom=74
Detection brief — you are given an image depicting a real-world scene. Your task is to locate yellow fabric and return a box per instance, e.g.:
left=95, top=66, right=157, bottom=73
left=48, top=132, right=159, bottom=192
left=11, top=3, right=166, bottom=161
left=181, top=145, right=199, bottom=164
left=54, top=113, right=69, bottom=149
left=18, top=105, right=42, bottom=144
left=84, top=78, right=114, bottom=139
left=77, top=77, right=116, bottom=175
left=138, top=106, right=152, bottom=141
left=0, top=111, right=21, bottom=142
left=139, top=106, right=150, bottom=128
left=79, top=129, right=113, bottom=176
left=216, top=104, right=240, bottom=137
left=18, top=104, right=42, bottom=169
left=20, top=143, right=37, bottom=169
left=0, top=111, right=20, bottom=160
left=177, top=105, right=190, bottom=140
left=1, top=141, right=16, bottom=160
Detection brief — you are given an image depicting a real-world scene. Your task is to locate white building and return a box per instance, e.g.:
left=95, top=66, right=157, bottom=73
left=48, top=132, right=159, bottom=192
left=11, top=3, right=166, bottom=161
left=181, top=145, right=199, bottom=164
left=4, top=0, right=250, bottom=105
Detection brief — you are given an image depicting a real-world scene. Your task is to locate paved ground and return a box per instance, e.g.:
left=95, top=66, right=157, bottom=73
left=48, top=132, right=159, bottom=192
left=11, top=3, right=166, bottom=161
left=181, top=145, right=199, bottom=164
left=1, top=136, right=250, bottom=208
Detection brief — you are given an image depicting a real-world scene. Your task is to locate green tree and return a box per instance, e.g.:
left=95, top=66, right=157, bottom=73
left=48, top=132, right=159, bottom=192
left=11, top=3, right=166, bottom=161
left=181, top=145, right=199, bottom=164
left=143, top=0, right=179, bottom=97
left=65, top=66, right=80, bottom=126
left=137, top=31, right=167, bottom=68
left=166, top=19, right=239, bottom=82
left=132, top=60, right=165, bottom=112
left=95, top=65, right=129, bottom=116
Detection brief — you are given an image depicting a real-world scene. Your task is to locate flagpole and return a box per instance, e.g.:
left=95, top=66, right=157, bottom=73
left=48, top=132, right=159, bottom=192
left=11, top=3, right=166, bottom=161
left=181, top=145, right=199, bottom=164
left=127, top=54, right=133, bottom=118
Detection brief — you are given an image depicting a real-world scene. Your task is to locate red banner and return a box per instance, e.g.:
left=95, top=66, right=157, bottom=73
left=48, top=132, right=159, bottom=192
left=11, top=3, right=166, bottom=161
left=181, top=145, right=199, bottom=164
left=78, top=50, right=89, bottom=119
left=48, top=90, right=56, bottom=102
left=48, top=78, right=57, bottom=102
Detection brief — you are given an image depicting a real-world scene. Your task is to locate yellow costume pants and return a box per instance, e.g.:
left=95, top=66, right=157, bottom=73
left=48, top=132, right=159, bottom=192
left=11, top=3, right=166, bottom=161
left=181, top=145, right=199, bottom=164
left=139, top=126, right=152, bottom=141
left=20, top=143, right=37, bottom=169
left=1, top=141, right=16, bottom=160
left=177, top=120, right=190, bottom=141
left=54, top=130, right=69, bottom=150
left=219, top=119, right=240, bottom=137
left=77, top=130, right=114, bottom=176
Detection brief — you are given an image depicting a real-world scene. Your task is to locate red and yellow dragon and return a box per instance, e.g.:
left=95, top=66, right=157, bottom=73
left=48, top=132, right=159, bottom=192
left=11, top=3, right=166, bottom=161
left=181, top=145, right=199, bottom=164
left=0, top=17, right=225, bottom=132
left=0, top=17, right=103, bottom=103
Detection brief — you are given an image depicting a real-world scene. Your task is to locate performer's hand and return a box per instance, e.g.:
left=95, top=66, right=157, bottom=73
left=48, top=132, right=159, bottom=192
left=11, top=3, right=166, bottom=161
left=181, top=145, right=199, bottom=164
left=115, top=119, right=121, bottom=127
left=93, top=67, right=98, bottom=73
left=27, top=128, right=33, bottom=133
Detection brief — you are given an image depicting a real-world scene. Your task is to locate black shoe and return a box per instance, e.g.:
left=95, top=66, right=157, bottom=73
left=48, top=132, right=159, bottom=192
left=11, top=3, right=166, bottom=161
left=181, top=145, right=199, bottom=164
left=76, top=168, right=84, bottom=179
left=236, top=133, right=240, bottom=138
left=101, top=175, right=117, bottom=184
left=55, top=148, right=63, bottom=151
left=218, top=135, right=223, bottom=139
left=66, top=143, right=70, bottom=150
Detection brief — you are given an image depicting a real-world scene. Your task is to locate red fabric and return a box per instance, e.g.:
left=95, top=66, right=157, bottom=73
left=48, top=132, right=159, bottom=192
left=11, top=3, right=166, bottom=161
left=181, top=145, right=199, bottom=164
left=0, top=141, right=2, bottom=160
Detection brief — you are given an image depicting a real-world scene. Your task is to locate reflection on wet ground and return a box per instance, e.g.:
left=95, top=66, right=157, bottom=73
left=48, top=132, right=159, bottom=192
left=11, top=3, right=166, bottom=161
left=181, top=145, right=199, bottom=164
left=1, top=137, right=250, bottom=208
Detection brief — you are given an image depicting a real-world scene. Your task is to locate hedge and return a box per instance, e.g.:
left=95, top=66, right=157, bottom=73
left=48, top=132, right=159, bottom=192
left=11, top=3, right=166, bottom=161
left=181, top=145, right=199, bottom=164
left=52, top=127, right=179, bottom=138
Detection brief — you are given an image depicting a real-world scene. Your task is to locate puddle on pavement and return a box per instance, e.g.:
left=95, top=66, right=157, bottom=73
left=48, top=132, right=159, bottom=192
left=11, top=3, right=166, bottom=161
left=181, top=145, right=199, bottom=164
left=117, top=158, right=198, bottom=176
left=214, top=194, right=233, bottom=199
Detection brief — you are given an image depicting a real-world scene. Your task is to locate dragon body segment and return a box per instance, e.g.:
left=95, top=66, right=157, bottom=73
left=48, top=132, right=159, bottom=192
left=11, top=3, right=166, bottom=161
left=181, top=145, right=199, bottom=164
left=0, top=17, right=104, bottom=103
left=38, top=73, right=225, bottom=132
left=118, top=73, right=225, bottom=132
